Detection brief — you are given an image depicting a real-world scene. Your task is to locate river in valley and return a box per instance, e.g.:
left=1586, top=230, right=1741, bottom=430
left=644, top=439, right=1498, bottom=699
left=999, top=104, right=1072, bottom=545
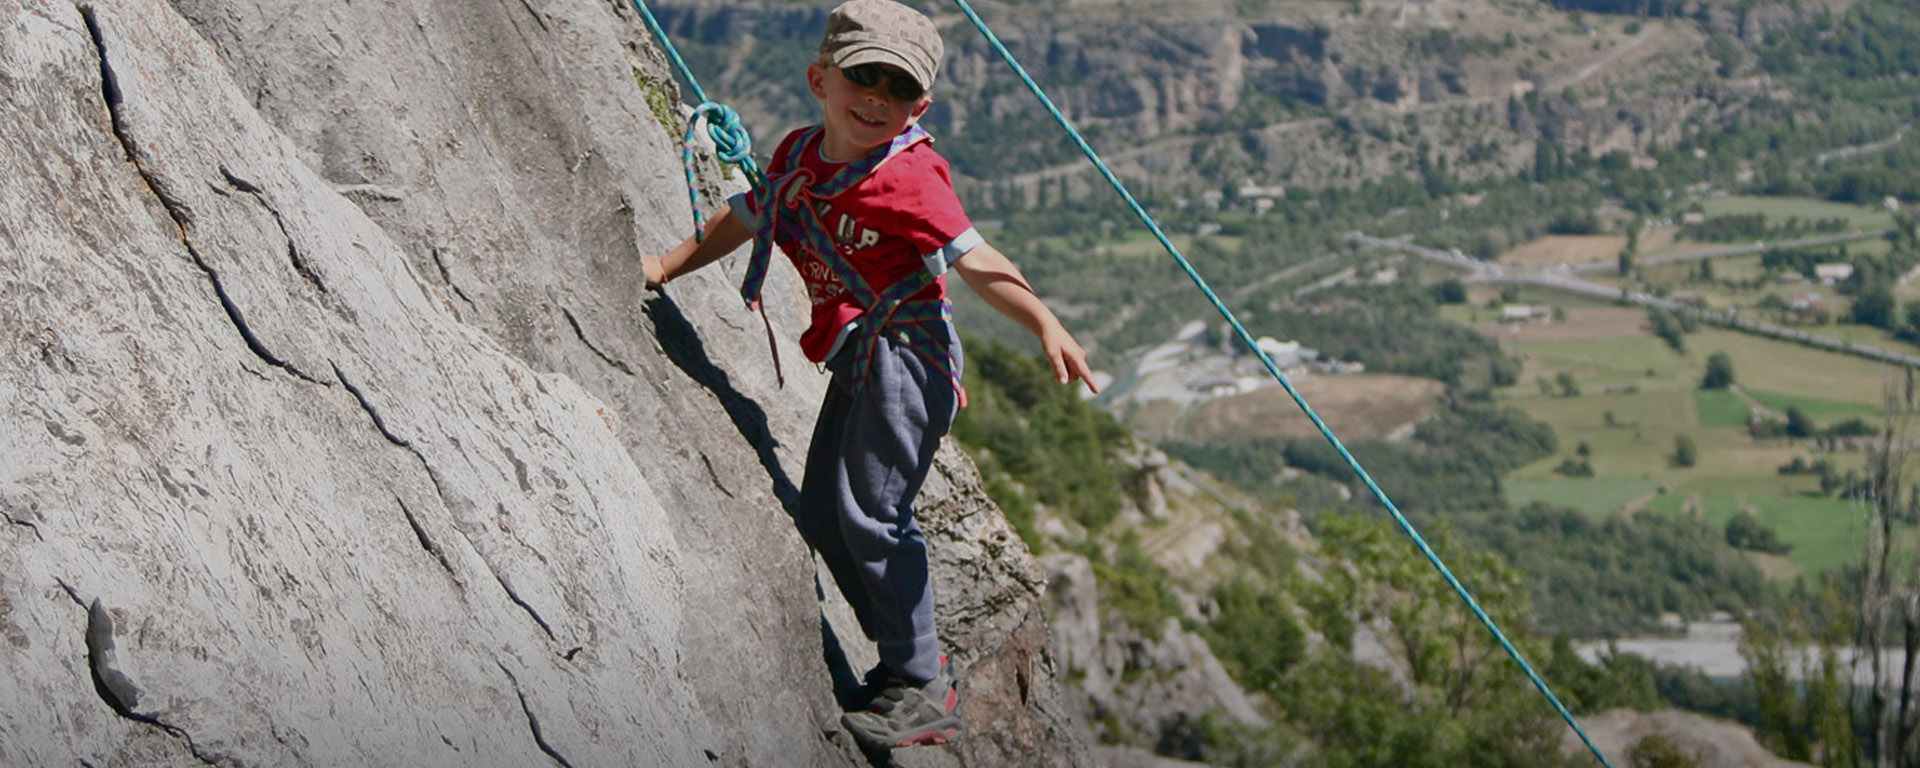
left=1578, top=620, right=1914, bottom=684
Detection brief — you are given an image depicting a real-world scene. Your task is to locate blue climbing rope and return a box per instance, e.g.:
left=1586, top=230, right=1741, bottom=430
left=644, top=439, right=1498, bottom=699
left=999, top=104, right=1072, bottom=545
left=625, top=0, right=762, bottom=241
left=943, top=2, right=1614, bottom=765
left=622, top=0, right=1614, bottom=764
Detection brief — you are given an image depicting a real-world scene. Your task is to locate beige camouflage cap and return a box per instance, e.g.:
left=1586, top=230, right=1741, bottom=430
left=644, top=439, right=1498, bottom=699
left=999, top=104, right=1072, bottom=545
left=819, top=0, right=943, bottom=91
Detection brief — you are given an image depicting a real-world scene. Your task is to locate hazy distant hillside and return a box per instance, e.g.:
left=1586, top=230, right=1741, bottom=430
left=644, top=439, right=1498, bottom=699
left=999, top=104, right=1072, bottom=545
left=650, top=0, right=1806, bottom=196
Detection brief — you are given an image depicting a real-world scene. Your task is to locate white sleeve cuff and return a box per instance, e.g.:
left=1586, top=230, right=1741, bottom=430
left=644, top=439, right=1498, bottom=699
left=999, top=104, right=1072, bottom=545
left=727, top=192, right=759, bottom=230
left=921, top=227, right=983, bottom=276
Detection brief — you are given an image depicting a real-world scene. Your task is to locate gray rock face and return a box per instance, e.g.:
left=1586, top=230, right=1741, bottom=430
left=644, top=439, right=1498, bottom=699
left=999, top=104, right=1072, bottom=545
left=0, top=0, right=1088, bottom=765
left=1043, top=553, right=1265, bottom=752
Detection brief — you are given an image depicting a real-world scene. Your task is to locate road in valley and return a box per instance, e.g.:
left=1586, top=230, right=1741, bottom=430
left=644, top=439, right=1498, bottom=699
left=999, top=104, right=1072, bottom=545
left=1572, top=229, right=1895, bottom=275
left=1348, top=231, right=1920, bottom=370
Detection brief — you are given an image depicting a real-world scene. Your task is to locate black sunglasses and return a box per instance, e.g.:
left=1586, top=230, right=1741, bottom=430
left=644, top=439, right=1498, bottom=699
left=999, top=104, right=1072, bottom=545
left=840, top=63, right=925, bottom=102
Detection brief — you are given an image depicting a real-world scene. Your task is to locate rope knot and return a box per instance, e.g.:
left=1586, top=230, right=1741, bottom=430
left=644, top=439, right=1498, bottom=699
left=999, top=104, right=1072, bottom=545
left=679, top=102, right=764, bottom=242
left=688, top=102, right=754, bottom=167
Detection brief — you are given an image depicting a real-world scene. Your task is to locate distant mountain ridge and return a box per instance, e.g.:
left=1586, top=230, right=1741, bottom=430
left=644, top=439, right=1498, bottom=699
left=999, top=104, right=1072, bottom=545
left=651, top=0, right=1818, bottom=193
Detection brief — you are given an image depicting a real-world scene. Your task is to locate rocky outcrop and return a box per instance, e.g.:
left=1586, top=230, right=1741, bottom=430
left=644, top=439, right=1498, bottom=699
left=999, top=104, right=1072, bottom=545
left=0, top=0, right=1088, bottom=765
left=1562, top=709, right=1820, bottom=768
left=1043, top=553, right=1265, bottom=753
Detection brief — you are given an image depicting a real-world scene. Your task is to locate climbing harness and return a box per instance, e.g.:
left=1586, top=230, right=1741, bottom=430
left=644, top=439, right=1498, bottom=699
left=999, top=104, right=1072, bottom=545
left=625, top=0, right=1614, bottom=764
left=738, top=125, right=966, bottom=406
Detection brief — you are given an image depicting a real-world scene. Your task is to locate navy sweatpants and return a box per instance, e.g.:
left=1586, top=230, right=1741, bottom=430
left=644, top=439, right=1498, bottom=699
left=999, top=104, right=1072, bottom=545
left=797, top=325, right=961, bottom=686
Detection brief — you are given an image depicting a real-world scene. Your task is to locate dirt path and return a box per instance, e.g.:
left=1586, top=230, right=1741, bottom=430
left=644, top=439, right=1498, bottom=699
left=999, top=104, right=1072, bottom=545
left=1619, top=490, right=1660, bottom=515
left=1729, top=384, right=1781, bottom=421
left=1228, top=254, right=1335, bottom=305
left=1817, top=123, right=1910, bottom=164
left=1544, top=28, right=1655, bottom=93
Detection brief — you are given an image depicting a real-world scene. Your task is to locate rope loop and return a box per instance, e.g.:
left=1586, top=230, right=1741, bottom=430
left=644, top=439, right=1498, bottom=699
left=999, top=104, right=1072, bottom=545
left=679, top=101, right=764, bottom=241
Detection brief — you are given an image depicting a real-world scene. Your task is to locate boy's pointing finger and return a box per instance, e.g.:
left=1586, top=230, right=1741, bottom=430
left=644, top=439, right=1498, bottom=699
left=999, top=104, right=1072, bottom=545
left=1068, top=354, right=1099, bottom=394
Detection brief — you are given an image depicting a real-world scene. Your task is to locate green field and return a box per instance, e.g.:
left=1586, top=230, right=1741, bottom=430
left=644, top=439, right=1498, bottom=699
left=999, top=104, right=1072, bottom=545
left=1745, top=389, right=1885, bottom=423
left=1493, top=310, right=1897, bottom=579
left=1694, top=389, right=1751, bottom=427
left=1687, top=330, right=1898, bottom=405
left=1640, top=254, right=1776, bottom=291
left=1642, top=490, right=1875, bottom=579
left=1510, top=335, right=1684, bottom=387
left=1838, top=236, right=1895, bottom=259
left=1102, top=231, right=1222, bottom=260
left=1696, top=195, right=1898, bottom=232
left=1510, top=476, right=1666, bottom=518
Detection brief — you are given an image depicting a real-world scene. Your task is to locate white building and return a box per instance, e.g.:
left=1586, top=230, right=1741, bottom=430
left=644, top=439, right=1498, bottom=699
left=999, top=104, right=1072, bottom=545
left=1237, top=183, right=1287, bottom=199
left=1502, top=304, right=1553, bottom=323
left=1814, top=263, right=1854, bottom=284
left=1254, top=337, right=1310, bottom=368
left=1189, top=376, right=1246, bottom=398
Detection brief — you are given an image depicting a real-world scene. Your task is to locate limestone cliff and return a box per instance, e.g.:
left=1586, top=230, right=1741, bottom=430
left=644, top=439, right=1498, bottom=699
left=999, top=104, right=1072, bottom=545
left=0, top=0, right=1089, bottom=765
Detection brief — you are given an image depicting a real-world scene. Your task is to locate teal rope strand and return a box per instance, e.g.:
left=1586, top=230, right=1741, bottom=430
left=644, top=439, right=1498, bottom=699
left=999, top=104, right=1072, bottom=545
left=627, top=0, right=762, bottom=241
left=625, top=0, right=709, bottom=106
left=944, top=2, right=1615, bottom=765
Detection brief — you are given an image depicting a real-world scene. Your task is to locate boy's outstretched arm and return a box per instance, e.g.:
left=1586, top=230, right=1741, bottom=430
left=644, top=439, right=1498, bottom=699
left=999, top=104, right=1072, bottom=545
left=640, top=207, right=753, bottom=288
left=952, top=243, right=1099, bottom=394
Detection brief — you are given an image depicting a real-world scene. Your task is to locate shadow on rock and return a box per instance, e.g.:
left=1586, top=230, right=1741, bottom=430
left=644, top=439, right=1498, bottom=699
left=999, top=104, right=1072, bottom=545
left=820, top=581, right=868, bottom=712
left=644, top=293, right=801, bottom=518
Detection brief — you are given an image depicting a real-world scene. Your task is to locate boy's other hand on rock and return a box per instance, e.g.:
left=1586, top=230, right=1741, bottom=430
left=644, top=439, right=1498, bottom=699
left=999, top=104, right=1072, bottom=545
left=641, top=254, right=668, bottom=289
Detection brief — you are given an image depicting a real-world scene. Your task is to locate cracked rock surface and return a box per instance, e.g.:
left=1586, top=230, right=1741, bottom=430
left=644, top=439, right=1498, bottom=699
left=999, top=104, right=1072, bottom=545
left=0, top=0, right=1090, bottom=765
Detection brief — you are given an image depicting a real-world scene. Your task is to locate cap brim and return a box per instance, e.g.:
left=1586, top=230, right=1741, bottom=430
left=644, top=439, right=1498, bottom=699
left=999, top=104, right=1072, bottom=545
left=830, top=45, right=933, bottom=91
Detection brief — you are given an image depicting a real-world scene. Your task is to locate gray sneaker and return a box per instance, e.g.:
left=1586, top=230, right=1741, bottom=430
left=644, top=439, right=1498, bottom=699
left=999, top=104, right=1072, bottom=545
left=841, top=659, right=963, bottom=749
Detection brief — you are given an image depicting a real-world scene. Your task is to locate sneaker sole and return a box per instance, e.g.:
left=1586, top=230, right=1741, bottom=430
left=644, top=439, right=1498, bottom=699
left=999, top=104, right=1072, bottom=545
left=897, top=725, right=963, bottom=747
left=842, top=714, right=964, bottom=750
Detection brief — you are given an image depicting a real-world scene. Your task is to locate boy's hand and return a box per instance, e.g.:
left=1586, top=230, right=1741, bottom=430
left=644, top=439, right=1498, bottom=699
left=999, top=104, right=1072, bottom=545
left=1044, top=327, right=1099, bottom=394
left=640, top=254, right=669, bottom=289
left=638, top=208, right=751, bottom=292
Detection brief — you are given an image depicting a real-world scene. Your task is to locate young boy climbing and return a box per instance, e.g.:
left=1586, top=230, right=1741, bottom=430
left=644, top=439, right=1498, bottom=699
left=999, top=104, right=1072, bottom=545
left=638, top=0, right=1096, bottom=751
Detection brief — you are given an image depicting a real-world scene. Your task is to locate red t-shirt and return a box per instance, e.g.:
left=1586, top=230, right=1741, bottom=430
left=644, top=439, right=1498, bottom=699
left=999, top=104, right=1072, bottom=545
left=732, top=127, right=978, bottom=362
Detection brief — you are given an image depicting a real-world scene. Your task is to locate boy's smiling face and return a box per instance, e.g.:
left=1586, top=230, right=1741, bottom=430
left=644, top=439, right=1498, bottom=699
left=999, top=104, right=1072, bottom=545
left=809, top=61, right=931, bottom=162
